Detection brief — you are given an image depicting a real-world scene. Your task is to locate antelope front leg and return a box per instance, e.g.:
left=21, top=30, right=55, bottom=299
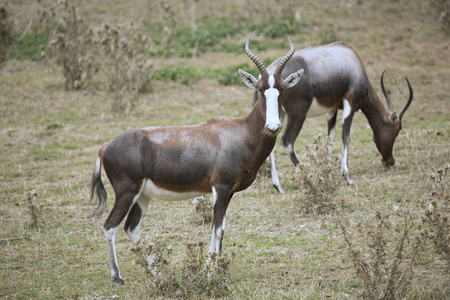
left=269, top=150, right=284, bottom=194
left=104, top=226, right=124, bottom=286
left=207, top=187, right=233, bottom=271
left=341, top=100, right=354, bottom=185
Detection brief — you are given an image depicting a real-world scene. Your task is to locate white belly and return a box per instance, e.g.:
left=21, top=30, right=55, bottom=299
left=306, top=98, right=335, bottom=118
left=141, top=178, right=208, bottom=201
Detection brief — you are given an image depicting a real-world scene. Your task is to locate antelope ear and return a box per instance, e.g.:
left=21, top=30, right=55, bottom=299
left=238, top=69, right=258, bottom=89
left=284, top=69, right=304, bottom=89
left=390, top=111, right=399, bottom=123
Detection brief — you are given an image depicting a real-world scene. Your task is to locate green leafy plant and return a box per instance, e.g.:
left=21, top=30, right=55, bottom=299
left=154, top=66, right=201, bottom=85
left=9, top=31, right=48, bottom=61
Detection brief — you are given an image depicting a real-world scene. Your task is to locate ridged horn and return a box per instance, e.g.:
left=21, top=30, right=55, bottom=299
left=381, top=70, right=414, bottom=119
left=274, top=36, right=295, bottom=75
left=245, top=35, right=267, bottom=75
left=380, top=70, right=394, bottom=113
left=398, top=76, right=413, bottom=119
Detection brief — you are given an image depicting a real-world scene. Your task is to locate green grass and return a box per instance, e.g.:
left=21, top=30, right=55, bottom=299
left=9, top=30, right=49, bottom=61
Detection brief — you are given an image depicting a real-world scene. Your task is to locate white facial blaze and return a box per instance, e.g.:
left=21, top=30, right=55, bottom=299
left=264, top=75, right=281, bottom=133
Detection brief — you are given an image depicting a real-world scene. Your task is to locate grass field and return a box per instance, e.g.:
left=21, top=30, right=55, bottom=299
left=1, top=0, right=449, bottom=299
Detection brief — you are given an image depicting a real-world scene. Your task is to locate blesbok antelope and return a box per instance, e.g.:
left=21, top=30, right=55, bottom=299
left=255, top=41, right=413, bottom=192
left=90, top=35, right=304, bottom=285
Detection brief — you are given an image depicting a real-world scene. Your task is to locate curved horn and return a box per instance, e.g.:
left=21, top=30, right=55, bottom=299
left=398, top=76, right=413, bottom=119
left=245, top=35, right=267, bottom=75
left=380, top=70, right=394, bottom=113
left=274, top=36, right=295, bottom=75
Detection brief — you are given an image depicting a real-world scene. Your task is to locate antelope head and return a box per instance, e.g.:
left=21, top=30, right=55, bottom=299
left=377, top=70, right=414, bottom=167
left=238, top=35, right=304, bottom=136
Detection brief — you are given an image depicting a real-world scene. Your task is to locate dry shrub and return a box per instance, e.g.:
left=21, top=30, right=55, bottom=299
left=337, top=210, right=426, bottom=299
left=93, top=20, right=155, bottom=112
left=40, top=0, right=97, bottom=90
left=26, top=190, right=40, bottom=228
left=88, top=2, right=175, bottom=113
left=295, top=134, right=342, bottom=214
left=191, top=196, right=213, bottom=225
left=132, top=238, right=234, bottom=298
left=432, top=0, right=450, bottom=33
left=422, top=164, right=450, bottom=274
left=39, top=0, right=174, bottom=112
left=0, top=5, right=15, bottom=67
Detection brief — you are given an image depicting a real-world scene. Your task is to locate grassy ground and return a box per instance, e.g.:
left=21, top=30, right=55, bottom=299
left=1, top=0, right=449, bottom=299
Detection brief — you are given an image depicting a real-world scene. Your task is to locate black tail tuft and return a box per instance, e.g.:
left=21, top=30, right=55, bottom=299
left=90, top=157, right=107, bottom=224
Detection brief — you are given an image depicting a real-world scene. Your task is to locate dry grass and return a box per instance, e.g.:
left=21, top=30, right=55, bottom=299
left=1, top=0, right=449, bottom=299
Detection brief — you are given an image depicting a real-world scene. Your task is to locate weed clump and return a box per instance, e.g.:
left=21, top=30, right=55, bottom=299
left=191, top=196, right=213, bottom=225
left=432, top=0, right=450, bottom=33
left=35, top=0, right=175, bottom=113
left=295, top=134, right=342, bottom=214
left=337, top=210, right=426, bottom=299
left=26, top=190, right=40, bottom=228
left=92, top=20, right=155, bottom=112
left=0, top=6, right=15, bottom=67
left=132, top=237, right=234, bottom=298
left=422, top=164, right=450, bottom=274
left=39, top=1, right=97, bottom=90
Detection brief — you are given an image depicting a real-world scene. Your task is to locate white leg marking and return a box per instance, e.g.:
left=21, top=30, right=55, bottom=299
left=215, top=223, right=224, bottom=253
left=211, top=187, right=217, bottom=205
left=283, top=143, right=300, bottom=165
left=126, top=196, right=151, bottom=243
left=342, top=99, right=351, bottom=124
left=208, top=218, right=226, bottom=254
left=284, top=144, right=294, bottom=157
left=209, top=225, right=217, bottom=254
left=326, top=111, right=337, bottom=143
left=104, top=227, right=120, bottom=279
left=342, top=144, right=349, bottom=176
left=264, top=75, right=281, bottom=133
left=326, top=111, right=337, bottom=153
left=269, top=150, right=284, bottom=193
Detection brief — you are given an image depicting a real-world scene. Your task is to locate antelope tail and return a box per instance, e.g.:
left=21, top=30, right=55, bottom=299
left=90, top=156, right=107, bottom=223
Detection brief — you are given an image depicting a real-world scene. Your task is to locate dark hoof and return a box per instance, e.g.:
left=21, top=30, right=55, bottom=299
left=113, top=277, right=125, bottom=286
left=273, top=184, right=284, bottom=194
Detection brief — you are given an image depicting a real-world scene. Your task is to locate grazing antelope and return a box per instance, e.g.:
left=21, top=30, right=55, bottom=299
left=90, top=35, right=304, bottom=285
left=255, top=41, right=413, bottom=192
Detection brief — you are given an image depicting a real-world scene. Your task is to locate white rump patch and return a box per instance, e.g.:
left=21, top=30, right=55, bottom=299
left=142, top=178, right=206, bottom=201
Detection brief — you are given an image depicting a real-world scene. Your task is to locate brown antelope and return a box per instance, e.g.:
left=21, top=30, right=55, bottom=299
left=255, top=41, right=413, bottom=193
left=90, top=35, right=304, bottom=285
